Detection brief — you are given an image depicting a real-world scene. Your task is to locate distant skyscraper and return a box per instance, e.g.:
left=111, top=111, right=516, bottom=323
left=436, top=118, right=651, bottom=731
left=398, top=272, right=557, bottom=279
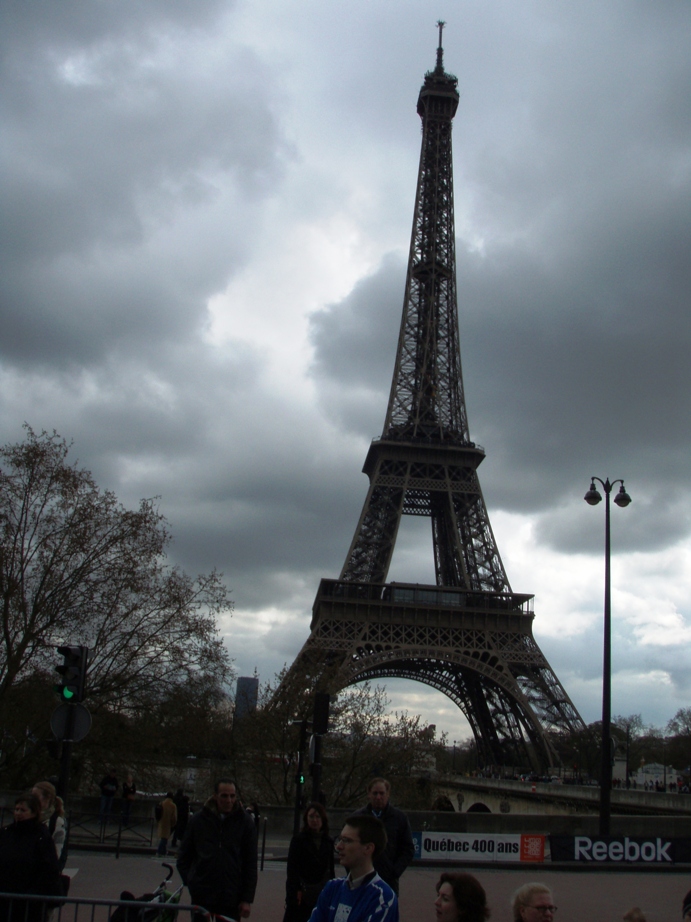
left=235, top=676, right=259, bottom=720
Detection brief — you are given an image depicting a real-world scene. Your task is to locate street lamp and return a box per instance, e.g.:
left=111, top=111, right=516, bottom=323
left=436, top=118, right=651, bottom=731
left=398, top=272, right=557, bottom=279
left=584, top=476, right=631, bottom=836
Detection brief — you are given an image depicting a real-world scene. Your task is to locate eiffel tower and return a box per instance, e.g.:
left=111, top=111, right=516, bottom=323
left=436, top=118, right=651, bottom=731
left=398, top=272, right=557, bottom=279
left=280, top=24, right=585, bottom=769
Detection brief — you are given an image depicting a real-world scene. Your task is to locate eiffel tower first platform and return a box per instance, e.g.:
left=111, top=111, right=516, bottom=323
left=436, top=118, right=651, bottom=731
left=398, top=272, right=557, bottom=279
left=279, top=25, right=585, bottom=770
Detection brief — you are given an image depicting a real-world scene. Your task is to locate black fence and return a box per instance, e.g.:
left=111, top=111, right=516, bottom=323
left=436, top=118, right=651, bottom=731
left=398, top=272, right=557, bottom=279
left=0, top=807, right=156, bottom=854
left=0, top=894, right=233, bottom=922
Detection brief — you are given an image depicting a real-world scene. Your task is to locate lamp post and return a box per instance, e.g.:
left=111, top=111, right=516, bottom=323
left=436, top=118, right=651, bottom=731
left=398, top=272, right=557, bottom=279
left=584, top=476, right=631, bottom=836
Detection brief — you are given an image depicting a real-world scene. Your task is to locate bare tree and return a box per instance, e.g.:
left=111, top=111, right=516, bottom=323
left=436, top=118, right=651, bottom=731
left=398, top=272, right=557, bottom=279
left=612, top=714, right=645, bottom=786
left=667, top=707, right=691, bottom=777
left=0, top=426, right=234, bottom=778
left=325, top=682, right=440, bottom=808
left=667, top=707, right=691, bottom=737
left=233, top=672, right=444, bottom=808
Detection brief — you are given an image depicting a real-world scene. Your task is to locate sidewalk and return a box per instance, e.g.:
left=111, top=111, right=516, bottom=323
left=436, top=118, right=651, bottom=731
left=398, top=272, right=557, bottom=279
left=66, top=850, right=686, bottom=922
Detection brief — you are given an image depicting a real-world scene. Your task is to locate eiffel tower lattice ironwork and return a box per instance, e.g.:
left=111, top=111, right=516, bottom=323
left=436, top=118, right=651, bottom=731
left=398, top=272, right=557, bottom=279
left=279, top=24, right=585, bottom=769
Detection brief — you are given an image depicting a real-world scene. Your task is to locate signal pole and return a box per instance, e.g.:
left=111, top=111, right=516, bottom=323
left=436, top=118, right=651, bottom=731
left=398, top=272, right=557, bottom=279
left=52, top=645, right=90, bottom=799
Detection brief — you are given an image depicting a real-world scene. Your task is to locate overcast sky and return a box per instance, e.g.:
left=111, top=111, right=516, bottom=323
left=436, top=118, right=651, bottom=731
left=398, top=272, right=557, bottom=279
left=2, top=0, right=690, bottom=745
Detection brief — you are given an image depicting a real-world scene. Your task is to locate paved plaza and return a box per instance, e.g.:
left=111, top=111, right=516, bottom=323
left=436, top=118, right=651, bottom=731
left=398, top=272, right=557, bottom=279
left=66, top=850, right=688, bottom=922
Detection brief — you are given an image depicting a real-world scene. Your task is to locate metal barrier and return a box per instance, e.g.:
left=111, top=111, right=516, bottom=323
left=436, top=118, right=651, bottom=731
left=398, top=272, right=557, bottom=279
left=1, top=810, right=156, bottom=851
left=0, top=894, right=234, bottom=922
left=65, top=813, right=156, bottom=848
left=0, top=809, right=268, bottom=864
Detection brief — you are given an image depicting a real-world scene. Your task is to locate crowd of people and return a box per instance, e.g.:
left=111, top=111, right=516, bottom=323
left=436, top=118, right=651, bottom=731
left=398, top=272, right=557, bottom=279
left=641, top=778, right=690, bottom=793
left=169, top=775, right=690, bottom=922
left=2, top=774, right=690, bottom=922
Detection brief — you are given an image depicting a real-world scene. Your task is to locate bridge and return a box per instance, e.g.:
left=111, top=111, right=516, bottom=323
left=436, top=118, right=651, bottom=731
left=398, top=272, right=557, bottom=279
left=433, top=775, right=691, bottom=817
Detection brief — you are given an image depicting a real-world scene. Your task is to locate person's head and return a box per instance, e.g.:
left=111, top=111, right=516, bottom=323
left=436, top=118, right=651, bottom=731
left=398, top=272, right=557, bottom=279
left=213, top=779, right=238, bottom=814
left=512, top=884, right=555, bottom=922
left=336, top=815, right=387, bottom=876
left=302, top=802, right=329, bottom=835
left=622, top=910, right=646, bottom=922
left=683, top=888, right=691, bottom=921
left=435, top=873, right=490, bottom=922
left=32, top=781, right=56, bottom=811
left=14, top=793, right=41, bottom=824
left=367, top=777, right=391, bottom=811
left=31, top=781, right=64, bottom=818
left=165, top=791, right=174, bottom=800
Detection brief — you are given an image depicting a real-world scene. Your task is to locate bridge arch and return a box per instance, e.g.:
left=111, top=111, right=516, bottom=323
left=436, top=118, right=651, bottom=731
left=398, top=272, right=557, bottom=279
left=466, top=802, right=491, bottom=813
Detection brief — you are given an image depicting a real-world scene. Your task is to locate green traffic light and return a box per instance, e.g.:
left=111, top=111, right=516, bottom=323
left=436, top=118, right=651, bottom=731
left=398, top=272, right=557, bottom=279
left=55, top=683, right=76, bottom=700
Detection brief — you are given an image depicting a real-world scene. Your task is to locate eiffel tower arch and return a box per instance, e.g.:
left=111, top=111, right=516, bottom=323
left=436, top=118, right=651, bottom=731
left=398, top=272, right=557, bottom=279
left=279, top=24, right=585, bottom=770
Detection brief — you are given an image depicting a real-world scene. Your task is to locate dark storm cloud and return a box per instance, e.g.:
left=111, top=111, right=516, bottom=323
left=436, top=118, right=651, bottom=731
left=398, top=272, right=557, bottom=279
left=308, top=252, right=403, bottom=435
left=1, top=0, right=285, bottom=367
left=0, top=0, right=230, bottom=44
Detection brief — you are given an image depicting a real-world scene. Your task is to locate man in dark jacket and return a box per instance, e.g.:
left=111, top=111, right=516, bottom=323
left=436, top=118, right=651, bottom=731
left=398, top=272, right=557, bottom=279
left=355, top=778, right=414, bottom=895
left=171, top=788, right=190, bottom=848
left=98, top=769, right=118, bottom=825
left=177, top=780, right=258, bottom=920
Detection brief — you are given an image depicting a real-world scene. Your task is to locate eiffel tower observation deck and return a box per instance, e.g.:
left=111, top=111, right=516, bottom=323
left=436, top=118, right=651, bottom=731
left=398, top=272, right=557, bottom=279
left=279, top=24, right=585, bottom=770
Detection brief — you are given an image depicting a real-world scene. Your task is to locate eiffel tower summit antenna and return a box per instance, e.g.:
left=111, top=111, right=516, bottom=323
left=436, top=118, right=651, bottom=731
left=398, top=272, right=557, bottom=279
left=436, top=19, right=445, bottom=72
left=277, top=26, right=585, bottom=770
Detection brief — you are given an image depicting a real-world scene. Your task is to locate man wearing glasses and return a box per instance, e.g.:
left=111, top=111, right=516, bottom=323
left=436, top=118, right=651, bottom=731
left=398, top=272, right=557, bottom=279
left=512, top=884, right=557, bottom=922
left=177, top=780, right=258, bottom=920
left=309, top=815, right=399, bottom=922
left=512, top=883, right=557, bottom=921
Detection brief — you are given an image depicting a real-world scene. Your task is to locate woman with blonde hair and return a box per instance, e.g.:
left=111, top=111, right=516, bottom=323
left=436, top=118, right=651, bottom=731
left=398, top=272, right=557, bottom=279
left=32, top=781, right=66, bottom=864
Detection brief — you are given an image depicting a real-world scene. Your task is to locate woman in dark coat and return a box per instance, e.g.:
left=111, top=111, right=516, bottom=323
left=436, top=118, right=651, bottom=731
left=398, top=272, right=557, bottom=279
left=0, top=793, right=62, bottom=922
left=283, top=802, right=335, bottom=922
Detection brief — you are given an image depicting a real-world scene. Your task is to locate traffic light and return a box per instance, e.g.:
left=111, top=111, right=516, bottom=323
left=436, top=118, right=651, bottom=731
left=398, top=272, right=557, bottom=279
left=54, top=645, right=88, bottom=703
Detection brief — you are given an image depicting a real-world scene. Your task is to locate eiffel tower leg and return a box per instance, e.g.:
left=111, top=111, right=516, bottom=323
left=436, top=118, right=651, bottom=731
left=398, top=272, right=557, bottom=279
left=417, top=660, right=555, bottom=770
left=340, top=477, right=405, bottom=584
left=456, top=668, right=507, bottom=767
left=430, top=487, right=509, bottom=593
left=431, top=493, right=465, bottom=586
left=480, top=678, right=556, bottom=769
left=453, top=494, right=511, bottom=594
